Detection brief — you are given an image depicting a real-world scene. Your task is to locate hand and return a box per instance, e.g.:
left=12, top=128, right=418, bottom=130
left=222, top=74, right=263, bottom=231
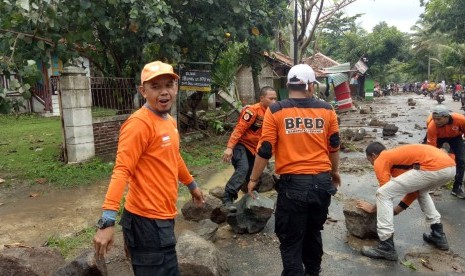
left=93, top=227, right=115, bottom=260
left=356, top=200, right=376, bottom=213
left=330, top=171, right=341, bottom=188
left=248, top=180, right=258, bottom=199
left=222, top=148, right=233, bottom=163
left=190, top=187, right=205, bottom=207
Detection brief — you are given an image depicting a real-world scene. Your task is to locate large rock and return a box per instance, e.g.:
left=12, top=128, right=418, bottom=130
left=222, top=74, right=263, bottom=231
left=54, top=249, right=107, bottom=276
left=208, top=186, right=224, bottom=199
left=0, top=246, right=65, bottom=276
left=368, top=118, right=386, bottom=127
left=382, top=124, right=399, bottom=136
left=226, top=192, right=274, bottom=234
left=210, top=205, right=229, bottom=224
left=176, top=230, right=229, bottom=276
left=343, top=199, right=377, bottom=239
left=240, top=170, right=276, bottom=193
left=182, top=195, right=222, bottom=222
left=353, top=128, right=366, bottom=141
left=407, top=98, right=416, bottom=106
left=195, top=219, right=219, bottom=242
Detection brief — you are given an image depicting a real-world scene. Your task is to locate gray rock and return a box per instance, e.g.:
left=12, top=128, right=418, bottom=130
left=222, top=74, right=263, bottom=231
left=226, top=192, right=274, bottom=234
left=209, top=186, right=224, bottom=199
left=353, top=128, right=366, bottom=141
left=414, top=123, right=424, bottom=130
left=182, top=195, right=222, bottom=222
left=360, top=108, right=371, bottom=114
left=54, top=249, right=107, bottom=276
left=256, top=170, right=276, bottom=192
left=391, top=113, right=398, bottom=118
left=343, top=199, right=377, bottom=239
left=196, top=219, right=219, bottom=242
left=0, top=246, right=65, bottom=276
left=176, top=230, right=230, bottom=276
left=368, top=118, right=386, bottom=127
left=240, top=170, right=276, bottom=193
left=382, top=124, right=399, bottom=136
left=210, top=205, right=229, bottom=224
left=407, top=99, right=416, bottom=106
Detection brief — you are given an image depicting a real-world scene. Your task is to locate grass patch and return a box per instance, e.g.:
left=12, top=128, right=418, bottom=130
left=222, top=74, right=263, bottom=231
left=92, top=107, right=118, bottom=117
left=0, top=114, right=113, bottom=187
left=445, top=179, right=454, bottom=190
left=45, top=227, right=97, bottom=259
left=0, top=114, right=229, bottom=189
left=181, top=133, right=228, bottom=172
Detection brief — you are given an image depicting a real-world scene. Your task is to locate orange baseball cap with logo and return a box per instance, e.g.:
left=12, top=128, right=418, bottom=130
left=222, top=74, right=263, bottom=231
left=140, top=61, right=179, bottom=85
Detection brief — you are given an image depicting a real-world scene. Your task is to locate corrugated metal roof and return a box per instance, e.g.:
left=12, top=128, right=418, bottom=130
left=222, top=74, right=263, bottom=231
left=328, top=73, right=348, bottom=87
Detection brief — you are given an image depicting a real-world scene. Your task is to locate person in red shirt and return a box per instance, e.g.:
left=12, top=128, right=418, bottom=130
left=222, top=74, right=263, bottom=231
left=425, top=105, right=465, bottom=199
left=93, top=61, right=205, bottom=276
left=222, top=86, right=277, bottom=208
left=357, top=142, right=455, bottom=261
left=247, top=64, right=340, bottom=276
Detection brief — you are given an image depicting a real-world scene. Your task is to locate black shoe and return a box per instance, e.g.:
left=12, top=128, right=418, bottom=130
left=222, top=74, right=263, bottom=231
left=451, top=188, right=465, bottom=199
left=423, top=223, right=449, bottom=250
left=221, top=194, right=237, bottom=212
left=361, top=236, right=398, bottom=261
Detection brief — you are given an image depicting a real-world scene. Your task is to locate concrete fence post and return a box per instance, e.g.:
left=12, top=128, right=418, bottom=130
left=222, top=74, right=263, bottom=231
left=59, top=66, right=95, bottom=163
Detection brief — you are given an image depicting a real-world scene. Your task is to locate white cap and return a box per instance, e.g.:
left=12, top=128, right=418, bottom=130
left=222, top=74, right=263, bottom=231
left=432, top=105, right=451, bottom=117
left=287, top=64, right=317, bottom=88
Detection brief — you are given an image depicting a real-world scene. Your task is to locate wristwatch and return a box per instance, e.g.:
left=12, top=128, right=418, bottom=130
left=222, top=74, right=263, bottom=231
left=96, top=217, right=115, bottom=229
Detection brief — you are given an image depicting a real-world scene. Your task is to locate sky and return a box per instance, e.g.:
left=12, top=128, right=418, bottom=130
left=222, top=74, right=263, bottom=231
left=343, top=0, right=425, bottom=33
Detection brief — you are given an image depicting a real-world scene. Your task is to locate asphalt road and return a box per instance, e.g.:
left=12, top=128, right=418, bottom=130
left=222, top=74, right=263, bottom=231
left=213, top=92, right=465, bottom=275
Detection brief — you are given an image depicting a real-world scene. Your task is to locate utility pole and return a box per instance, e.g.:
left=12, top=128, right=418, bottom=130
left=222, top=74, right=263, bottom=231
left=293, top=0, right=298, bottom=65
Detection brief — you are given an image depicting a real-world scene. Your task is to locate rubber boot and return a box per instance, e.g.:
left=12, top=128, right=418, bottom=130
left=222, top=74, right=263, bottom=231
left=361, top=235, right=398, bottom=261
left=423, top=223, right=449, bottom=250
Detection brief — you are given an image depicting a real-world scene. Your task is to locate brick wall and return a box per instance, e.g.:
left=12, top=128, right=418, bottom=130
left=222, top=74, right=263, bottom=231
left=92, top=114, right=130, bottom=160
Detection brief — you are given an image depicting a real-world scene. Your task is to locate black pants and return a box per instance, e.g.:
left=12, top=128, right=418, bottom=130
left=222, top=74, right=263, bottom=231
left=437, top=136, right=465, bottom=190
left=275, top=173, right=334, bottom=276
left=120, top=209, right=179, bottom=276
left=224, top=143, right=255, bottom=198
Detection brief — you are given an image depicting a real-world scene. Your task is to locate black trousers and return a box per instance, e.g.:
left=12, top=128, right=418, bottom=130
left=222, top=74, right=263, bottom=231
left=120, top=209, right=179, bottom=276
left=224, top=143, right=255, bottom=198
left=437, top=136, right=465, bottom=190
left=275, top=173, right=334, bottom=276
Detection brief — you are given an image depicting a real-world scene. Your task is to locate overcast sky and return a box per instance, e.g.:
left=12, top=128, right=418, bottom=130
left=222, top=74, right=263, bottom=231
left=343, top=0, right=425, bottom=33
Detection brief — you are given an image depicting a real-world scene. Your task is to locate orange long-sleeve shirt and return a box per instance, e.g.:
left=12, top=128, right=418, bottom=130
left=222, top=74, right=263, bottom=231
left=258, top=98, right=340, bottom=175
left=226, top=103, right=266, bottom=155
left=102, top=107, right=193, bottom=219
left=426, top=113, right=465, bottom=147
left=374, top=144, right=455, bottom=206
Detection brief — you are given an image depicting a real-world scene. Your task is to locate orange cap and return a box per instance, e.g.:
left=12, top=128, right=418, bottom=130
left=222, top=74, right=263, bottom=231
left=141, top=61, right=179, bottom=85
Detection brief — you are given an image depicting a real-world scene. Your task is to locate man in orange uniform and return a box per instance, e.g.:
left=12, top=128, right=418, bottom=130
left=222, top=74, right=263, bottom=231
left=222, top=86, right=277, bottom=207
left=357, top=142, right=455, bottom=261
left=93, top=61, right=205, bottom=276
left=426, top=105, right=465, bottom=199
left=247, top=64, right=340, bottom=276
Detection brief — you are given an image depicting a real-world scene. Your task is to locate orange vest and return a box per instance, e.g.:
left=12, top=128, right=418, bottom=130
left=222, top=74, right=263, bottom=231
left=102, top=107, right=193, bottom=219
left=227, top=103, right=266, bottom=154
left=426, top=113, right=465, bottom=147
left=374, top=144, right=455, bottom=206
left=258, top=98, right=339, bottom=175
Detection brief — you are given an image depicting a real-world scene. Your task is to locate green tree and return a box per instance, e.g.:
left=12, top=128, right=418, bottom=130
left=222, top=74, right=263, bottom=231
left=422, top=0, right=465, bottom=43
left=1, top=0, right=290, bottom=103
left=316, top=11, right=360, bottom=58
